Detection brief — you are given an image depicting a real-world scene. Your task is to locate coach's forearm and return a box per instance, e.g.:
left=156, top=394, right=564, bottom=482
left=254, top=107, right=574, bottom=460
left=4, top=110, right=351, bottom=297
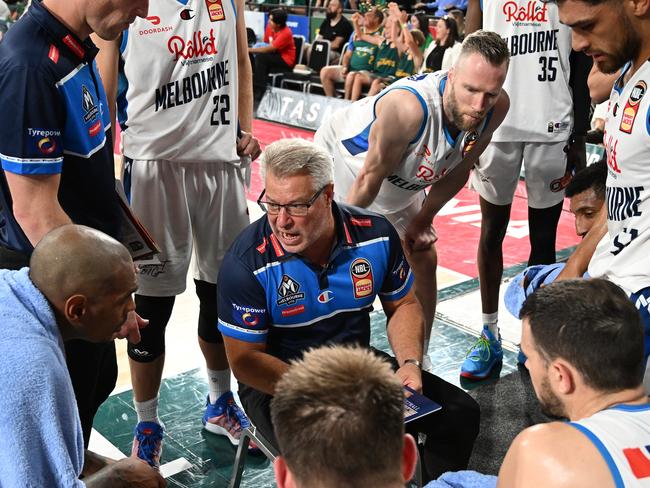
left=386, top=300, right=424, bottom=366
left=229, top=350, right=290, bottom=396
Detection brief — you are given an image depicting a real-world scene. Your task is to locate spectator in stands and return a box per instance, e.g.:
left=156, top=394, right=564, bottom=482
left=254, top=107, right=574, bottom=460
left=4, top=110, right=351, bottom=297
left=361, top=7, right=426, bottom=96
left=250, top=8, right=296, bottom=103
left=314, top=0, right=353, bottom=64
left=350, top=17, right=399, bottom=100
left=320, top=7, right=383, bottom=98
left=448, top=9, right=465, bottom=38
left=500, top=279, right=650, bottom=488
left=420, top=15, right=461, bottom=73
left=409, top=12, right=434, bottom=49
left=271, top=346, right=419, bottom=488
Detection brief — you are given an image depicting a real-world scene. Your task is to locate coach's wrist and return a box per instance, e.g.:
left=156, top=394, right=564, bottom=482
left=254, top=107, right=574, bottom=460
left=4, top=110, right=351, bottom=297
left=402, top=358, right=422, bottom=369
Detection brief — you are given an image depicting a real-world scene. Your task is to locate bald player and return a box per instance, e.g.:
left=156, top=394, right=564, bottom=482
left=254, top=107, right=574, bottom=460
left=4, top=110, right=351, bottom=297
left=499, top=279, right=650, bottom=488
left=0, top=225, right=165, bottom=488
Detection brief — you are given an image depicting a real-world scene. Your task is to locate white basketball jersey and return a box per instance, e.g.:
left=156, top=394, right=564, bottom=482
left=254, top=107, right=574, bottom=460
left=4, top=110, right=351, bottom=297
left=325, top=72, right=491, bottom=214
left=482, top=0, right=573, bottom=142
left=570, top=404, right=650, bottom=487
left=120, top=0, right=239, bottom=162
left=589, top=61, right=650, bottom=294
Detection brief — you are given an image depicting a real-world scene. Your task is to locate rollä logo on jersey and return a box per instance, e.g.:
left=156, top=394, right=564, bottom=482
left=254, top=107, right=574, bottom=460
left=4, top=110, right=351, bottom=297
left=167, top=29, right=218, bottom=63
left=350, top=258, right=374, bottom=299
left=503, top=1, right=548, bottom=26
left=277, top=274, right=305, bottom=306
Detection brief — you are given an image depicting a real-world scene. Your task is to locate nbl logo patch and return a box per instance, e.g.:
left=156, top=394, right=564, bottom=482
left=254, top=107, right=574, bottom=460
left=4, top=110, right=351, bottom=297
left=462, top=130, right=479, bottom=157
left=205, top=0, right=226, bottom=21
left=350, top=258, right=373, bottom=299
left=619, top=80, right=646, bottom=134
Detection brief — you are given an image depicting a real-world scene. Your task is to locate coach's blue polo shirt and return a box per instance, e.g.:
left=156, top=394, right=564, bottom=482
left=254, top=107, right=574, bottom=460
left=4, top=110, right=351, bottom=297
left=0, top=0, right=121, bottom=254
left=217, top=202, right=414, bottom=363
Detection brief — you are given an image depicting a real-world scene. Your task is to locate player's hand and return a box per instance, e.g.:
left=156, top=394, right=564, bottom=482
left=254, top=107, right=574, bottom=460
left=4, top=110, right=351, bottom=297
left=108, top=457, right=166, bottom=487
left=396, top=362, right=422, bottom=394
left=565, top=134, right=587, bottom=175
left=237, top=131, right=262, bottom=161
left=404, top=218, right=437, bottom=254
left=112, top=311, right=149, bottom=344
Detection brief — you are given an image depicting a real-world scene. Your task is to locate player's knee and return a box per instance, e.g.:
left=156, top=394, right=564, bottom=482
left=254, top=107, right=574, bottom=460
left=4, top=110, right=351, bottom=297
left=129, top=294, right=175, bottom=362
left=127, top=325, right=166, bottom=362
left=195, top=279, right=222, bottom=343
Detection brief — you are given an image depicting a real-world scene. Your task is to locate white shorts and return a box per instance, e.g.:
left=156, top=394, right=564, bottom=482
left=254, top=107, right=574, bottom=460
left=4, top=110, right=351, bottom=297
left=126, top=159, right=249, bottom=296
left=469, top=141, right=567, bottom=208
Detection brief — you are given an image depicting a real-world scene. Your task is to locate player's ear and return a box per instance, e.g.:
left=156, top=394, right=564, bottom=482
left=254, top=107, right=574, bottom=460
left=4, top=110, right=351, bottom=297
left=628, top=0, right=650, bottom=17
left=401, top=433, right=418, bottom=482
left=324, top=183, right=334, bottom=205
left=274, top=457, right=297, bottom=488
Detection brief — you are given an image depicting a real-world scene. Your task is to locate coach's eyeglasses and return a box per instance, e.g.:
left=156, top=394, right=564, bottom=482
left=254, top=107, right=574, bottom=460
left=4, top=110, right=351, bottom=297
left=257, top=186, right=327, bottom=216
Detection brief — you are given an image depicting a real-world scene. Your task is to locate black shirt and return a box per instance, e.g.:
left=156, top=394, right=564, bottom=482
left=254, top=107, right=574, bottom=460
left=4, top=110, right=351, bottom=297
left=318, top=16, right=353, bottom=52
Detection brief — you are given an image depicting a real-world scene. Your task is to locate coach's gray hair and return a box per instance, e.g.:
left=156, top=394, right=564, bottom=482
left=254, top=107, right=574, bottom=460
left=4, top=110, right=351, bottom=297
left=261, top=138, right=334, bottom=190
left=456, top=30, right=510, bottom=67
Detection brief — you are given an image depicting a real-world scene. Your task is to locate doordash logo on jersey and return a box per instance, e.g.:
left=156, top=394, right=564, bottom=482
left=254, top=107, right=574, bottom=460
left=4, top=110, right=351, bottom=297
left=167, top=29, right=217, bottom=62
left=503, top=1, right=548, bottom=24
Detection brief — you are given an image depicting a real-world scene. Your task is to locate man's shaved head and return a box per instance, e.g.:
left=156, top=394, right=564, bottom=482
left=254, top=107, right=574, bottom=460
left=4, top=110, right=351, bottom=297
left=29, top=225, right=137, bottom=342
left=30, top=224, right=132, bottom=301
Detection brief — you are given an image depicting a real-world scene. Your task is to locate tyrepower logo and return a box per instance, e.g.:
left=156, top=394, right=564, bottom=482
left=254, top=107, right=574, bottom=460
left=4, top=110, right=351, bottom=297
left=502, top=1, right=548, bottom=23
left=167, top=29, right=217, bottom=61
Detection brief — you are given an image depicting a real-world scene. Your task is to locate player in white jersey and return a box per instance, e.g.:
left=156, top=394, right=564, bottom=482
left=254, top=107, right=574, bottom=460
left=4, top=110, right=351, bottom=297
left=499, top=279, right=650, bottom=488
left=548, top=0, right=650, bottom=388
left=315, top=31, right=511, bottom=369
left=460, top=0, right=592, bottom=380
left=95, top=0, right=261, bottom=467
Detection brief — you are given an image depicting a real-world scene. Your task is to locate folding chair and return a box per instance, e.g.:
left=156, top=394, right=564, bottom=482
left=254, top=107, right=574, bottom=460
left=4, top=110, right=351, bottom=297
left=268, top=34, right=306, bottom=87
left=227, top=425, right=278, bottom=488
left=281, top=39, right=331, bottom=92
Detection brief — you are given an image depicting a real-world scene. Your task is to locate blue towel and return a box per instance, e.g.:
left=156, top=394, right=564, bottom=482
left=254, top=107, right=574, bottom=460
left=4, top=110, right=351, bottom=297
left=0, top=268, right=85, bottom=487
left=424, top=470, right=498, bottom=488
left=504, top=263, right=567, bottom=318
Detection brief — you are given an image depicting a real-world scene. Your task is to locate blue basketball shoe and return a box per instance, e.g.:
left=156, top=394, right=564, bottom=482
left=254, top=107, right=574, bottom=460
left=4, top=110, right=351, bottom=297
left=132, top=421, right=164, bottom=468
left=460, top=326, right=503, bottom=379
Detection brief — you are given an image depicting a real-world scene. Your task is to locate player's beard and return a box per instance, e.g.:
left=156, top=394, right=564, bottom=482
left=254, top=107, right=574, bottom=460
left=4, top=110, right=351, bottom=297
left=597, top=13, right=641, bottom=74
left=446, top=83, right=485, bottom=132
left=537, top=375, right=567, bottom=419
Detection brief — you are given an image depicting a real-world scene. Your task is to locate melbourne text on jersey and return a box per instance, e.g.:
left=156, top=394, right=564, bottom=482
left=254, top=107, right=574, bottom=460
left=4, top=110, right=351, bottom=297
left=154, top=60, right=229, bottom=112
left=506, top=28, right=559, bottom=57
